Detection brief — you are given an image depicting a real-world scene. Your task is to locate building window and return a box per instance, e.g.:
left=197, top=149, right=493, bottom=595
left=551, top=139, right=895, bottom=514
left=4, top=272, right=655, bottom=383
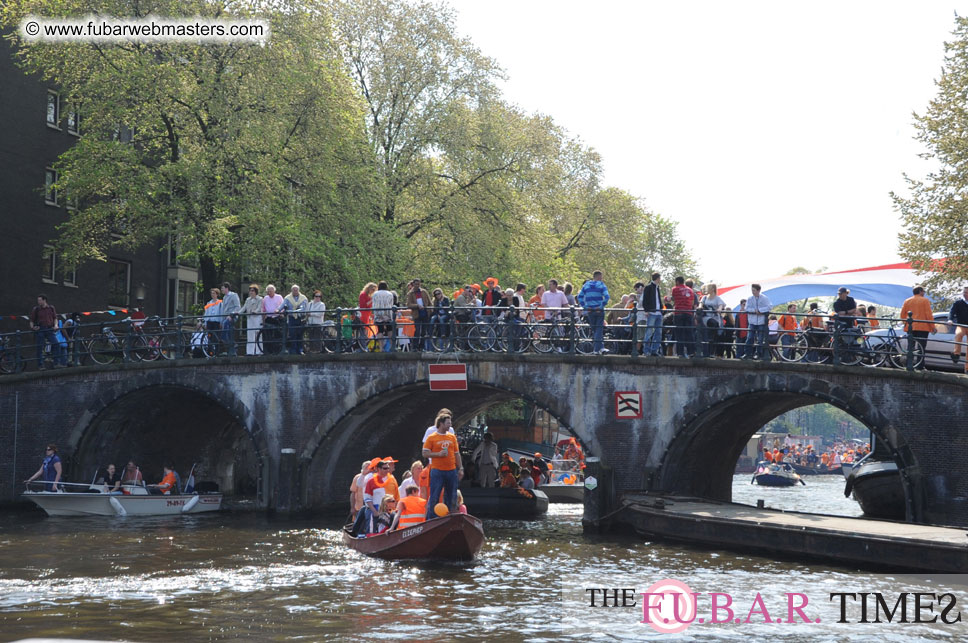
left=42, top=246, right=57, bottom=282
left=177, top=280, right=197, bottom=316
left=63, top=264, right=77, bottom=287
left=45, top=168, right=58, bottom=206
left=107, top=259, right=130, bottom=308
left=67, top=106, right=80, bottom=135
left=46, top=91, right=60, bottom=128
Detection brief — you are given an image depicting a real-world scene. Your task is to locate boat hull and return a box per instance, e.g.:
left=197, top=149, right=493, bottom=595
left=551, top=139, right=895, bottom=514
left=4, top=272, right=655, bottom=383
left=846, top=461, right=904, bottom=520
left=23, top=491, right=222, bottom=516
left=539, top=483, right=584, bottom=503
left=343, top=513, right=484, bottom=561
left=460, top=487, right=549, bottom=518
left=753, top=474, right=799, bottom=487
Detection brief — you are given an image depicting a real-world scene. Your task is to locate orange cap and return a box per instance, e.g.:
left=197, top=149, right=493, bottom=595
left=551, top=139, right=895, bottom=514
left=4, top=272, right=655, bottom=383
left=485, top=277, right=498, bottom=287
left=368, top=457, right=383, bottom=471
left=534, top=452, right=543, bottom=458
left=382, top=457, right=398, bottom=463
left=472, top=283, right=481, bottom=292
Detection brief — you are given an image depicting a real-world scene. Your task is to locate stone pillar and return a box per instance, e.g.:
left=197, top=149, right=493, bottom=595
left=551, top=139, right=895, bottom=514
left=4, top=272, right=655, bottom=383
left=274, top=448, right=298, bottom=516
left=582, top=456, right=614, bottom=533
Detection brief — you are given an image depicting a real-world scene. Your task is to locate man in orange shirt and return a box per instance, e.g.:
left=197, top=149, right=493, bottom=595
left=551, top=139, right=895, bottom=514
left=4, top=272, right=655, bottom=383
left=778, top=304, right=799, bottom=360
left=381, top=457, right=400, bottom=500
left=150, top=464, right=178, bottom=495
left=422, top=414, right=463, bottom=518
left=900, top=286, right=934, bottom=370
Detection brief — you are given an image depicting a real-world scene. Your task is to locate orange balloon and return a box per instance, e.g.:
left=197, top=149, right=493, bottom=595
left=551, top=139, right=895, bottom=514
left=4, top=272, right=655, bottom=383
left=434, top=502, right=449, bottom=517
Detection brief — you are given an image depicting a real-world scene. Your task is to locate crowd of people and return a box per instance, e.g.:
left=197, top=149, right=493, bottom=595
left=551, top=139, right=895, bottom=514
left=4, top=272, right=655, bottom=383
left=21, top=274, right=968, bottom=369
left=759, top=437, right=871, bottom=471
left=346, top=408, right=587, bottom=537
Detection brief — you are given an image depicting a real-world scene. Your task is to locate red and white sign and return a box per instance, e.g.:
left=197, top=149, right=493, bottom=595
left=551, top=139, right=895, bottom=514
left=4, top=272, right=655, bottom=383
left=429, top=363, right=467, bottom=391
left=615, top=391, right=642, bottom=419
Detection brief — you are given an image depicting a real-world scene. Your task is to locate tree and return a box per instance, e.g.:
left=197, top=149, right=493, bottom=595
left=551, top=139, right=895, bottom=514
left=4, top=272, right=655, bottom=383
left=327, top=0, right=503, bottom=226
left=1, top=0, right=393, bottom=292
left=893, top=15, right=968, bottom=295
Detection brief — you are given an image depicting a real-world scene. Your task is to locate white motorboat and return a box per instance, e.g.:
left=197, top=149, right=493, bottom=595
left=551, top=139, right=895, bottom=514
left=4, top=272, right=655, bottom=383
left=539, top=459, right=585, bottom=503
left=23, top=481, right=222, bottom=517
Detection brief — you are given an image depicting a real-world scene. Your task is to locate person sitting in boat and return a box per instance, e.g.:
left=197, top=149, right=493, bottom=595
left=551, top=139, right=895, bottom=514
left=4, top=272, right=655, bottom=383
left=362, top=459, right=393, bottom=533
left=149, top=464, right=177, bottom=495
left=390, top=485, right=427, bottom=531
left=121, top=460, right=144, bottom=494
left=370, top=496, right=396, bottom=535
left=499, top=454, right=518, bottom=488
left=533, top=452, right=550, bottom=484
left=456, top=490, right=468, bottom=514
left=98, top=464, right=122, bottom=494
left=399, top=461, right=423, bottom=498
left=518, top=469, right=535, bottom=491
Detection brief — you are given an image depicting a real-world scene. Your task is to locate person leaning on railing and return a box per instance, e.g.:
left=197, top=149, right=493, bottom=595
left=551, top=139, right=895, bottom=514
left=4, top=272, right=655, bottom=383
left=900, top=285, right=934, bottom=371
left=242, top=285, right=263, bottom=356
left=949, top=285, right=968, bottom=371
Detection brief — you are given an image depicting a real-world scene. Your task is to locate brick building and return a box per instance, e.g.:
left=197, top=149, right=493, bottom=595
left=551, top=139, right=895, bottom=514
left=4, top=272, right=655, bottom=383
left=0, top=34, right=197, bottom=330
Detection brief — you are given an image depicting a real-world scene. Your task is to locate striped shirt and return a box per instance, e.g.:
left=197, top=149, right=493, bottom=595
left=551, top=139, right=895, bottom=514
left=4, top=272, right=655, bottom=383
left=577, top=280, right=610, bottom=309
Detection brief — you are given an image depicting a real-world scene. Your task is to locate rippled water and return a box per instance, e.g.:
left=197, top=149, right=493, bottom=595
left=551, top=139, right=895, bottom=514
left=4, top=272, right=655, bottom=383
left=2, top=477, right=959, bottom=641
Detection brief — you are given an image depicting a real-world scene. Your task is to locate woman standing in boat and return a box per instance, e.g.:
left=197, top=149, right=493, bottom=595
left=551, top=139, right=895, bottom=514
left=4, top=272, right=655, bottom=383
left=25, top=444, right=61, bottom=491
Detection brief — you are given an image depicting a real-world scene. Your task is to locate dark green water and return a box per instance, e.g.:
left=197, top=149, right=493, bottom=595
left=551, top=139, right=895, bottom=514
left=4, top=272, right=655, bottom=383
left=1, top=477, right=964, bottom=641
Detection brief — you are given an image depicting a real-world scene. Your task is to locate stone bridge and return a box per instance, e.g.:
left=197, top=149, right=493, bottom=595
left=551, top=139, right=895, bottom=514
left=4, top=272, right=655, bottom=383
left=0, top=354, right=966, bottom=526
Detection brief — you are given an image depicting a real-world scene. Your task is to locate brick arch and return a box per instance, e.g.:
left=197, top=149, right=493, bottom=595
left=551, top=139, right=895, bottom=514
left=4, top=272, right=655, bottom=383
left=65, top=374, right=268, bottom=501
left=652, top=372, right=922, bottom=521
left=299, top=377, right=581, bottom=511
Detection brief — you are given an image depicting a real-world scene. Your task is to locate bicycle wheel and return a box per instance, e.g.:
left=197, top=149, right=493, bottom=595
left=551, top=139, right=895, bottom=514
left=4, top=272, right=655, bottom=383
left=531, top=322, right=554, bottom=353
left=88, top=336, right=119, bottom=365
left=496, top=322, right=530, bottom=353
left=430, top=325, right=453, bottom=352
left=575, top=323, right=594, bottom=355
left=860, top=337, right=890, bottom=367
left=467, top=323, right=496, bottom=352
left=888, top=337, right=925, bottom=369
left=129, top=335, right=151, bottom=361
left=203, top=333, right=219, bottom=358
left=0, top=348, right=18, bottom=373
left=837, top=338, right=863, bottom=366
left=777, top=334, right=807, bottom=363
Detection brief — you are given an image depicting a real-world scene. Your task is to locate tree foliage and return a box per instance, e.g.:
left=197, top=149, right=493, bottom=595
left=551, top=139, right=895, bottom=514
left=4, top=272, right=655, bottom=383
left=893, top=15, right=968, bottom=295
left=4, top=0, right=697, bottom=305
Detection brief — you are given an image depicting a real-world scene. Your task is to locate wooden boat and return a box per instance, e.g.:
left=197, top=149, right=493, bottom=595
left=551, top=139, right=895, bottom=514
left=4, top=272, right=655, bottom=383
left=751, top=461, right=804, bottom=487
left=23, top=481, right=221, bottom=516
left=460, top=486, right=549, bottom=518
left=342, top=513, right=484, bottom=561
left=844, top=458, right=904, bottom=520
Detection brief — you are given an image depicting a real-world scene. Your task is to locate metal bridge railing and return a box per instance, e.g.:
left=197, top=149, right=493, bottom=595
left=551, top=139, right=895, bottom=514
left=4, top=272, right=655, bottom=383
left=1, top=306, right=964, bottom=374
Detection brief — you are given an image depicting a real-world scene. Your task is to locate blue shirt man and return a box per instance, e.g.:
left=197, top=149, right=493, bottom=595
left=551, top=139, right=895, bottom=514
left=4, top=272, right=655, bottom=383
left=577, top=271, right=610, bottom=354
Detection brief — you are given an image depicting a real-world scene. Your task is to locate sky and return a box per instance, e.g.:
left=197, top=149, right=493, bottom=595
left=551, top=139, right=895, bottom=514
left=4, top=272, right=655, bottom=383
left=451, top=1, right=968, bottom=287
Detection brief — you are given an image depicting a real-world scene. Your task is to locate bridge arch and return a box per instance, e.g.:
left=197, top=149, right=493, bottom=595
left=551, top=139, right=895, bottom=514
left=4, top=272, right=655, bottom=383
left=653, top=372, right=922, bottom=521
left=67, top=375, right=268, bottom=504
left=299, top=377, right=583, bottom=510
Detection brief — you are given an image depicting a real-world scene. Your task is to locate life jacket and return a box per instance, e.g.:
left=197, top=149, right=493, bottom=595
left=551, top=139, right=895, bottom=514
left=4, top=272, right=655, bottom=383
left=397, top=496, right=427, bottom=528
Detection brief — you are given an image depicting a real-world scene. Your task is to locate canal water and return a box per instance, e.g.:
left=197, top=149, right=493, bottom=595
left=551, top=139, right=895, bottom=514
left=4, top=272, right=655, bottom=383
left=1, top=476, right=964, bottom=641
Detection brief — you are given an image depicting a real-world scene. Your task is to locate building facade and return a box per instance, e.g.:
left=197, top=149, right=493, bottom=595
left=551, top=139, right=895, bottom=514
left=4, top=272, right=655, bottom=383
left=0, top=34, right=197, bottom=331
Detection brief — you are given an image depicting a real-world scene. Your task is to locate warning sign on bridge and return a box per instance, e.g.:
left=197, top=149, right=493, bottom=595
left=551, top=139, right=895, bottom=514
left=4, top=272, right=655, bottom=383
left=614, top=391, right=642, bottom=419
left=429, top=363, right=468, bottom=391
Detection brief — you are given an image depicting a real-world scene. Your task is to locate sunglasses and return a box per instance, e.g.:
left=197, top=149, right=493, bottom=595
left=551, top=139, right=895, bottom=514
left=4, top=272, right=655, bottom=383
left=379, top=465, right=390, bottom=469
